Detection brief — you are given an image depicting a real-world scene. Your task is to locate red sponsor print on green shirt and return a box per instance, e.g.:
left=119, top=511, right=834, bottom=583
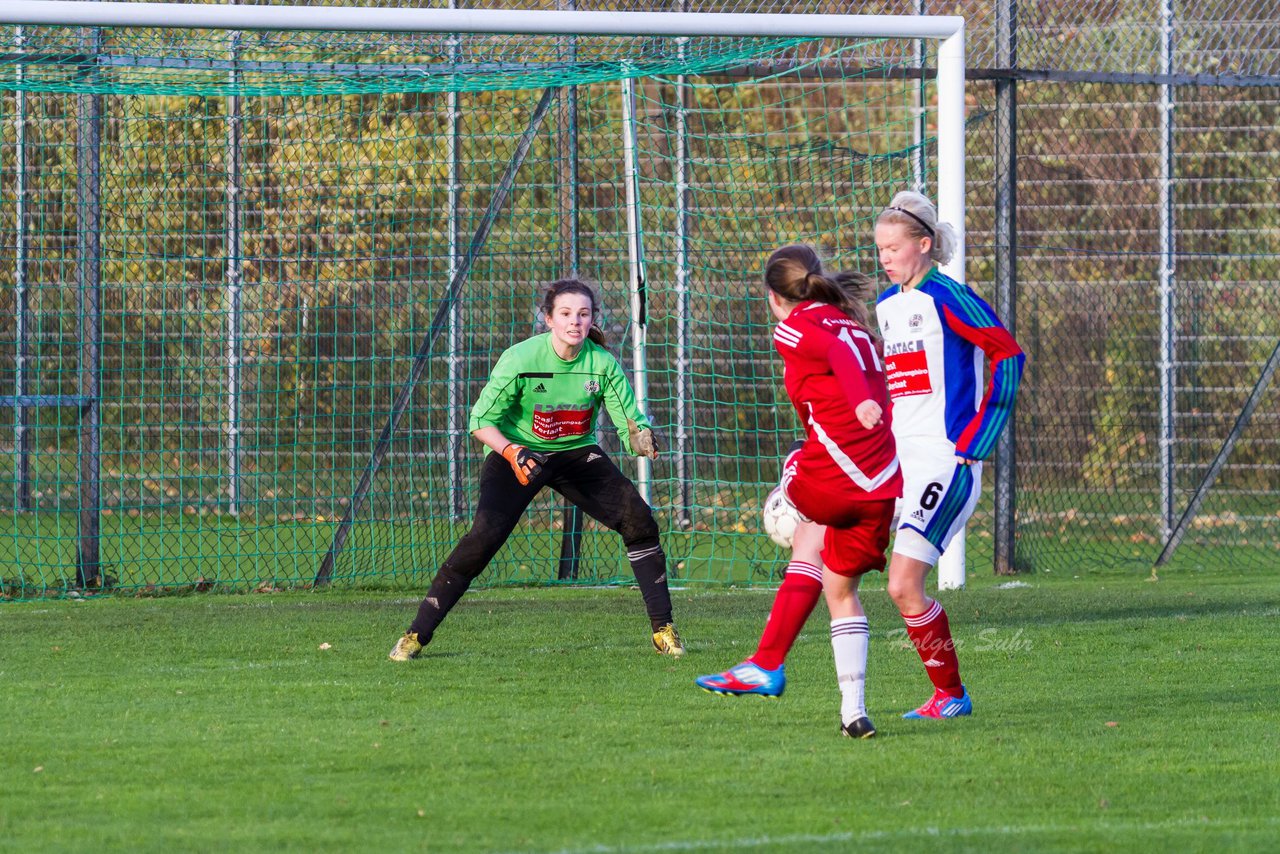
left=532, top=405, right=593, bottom=440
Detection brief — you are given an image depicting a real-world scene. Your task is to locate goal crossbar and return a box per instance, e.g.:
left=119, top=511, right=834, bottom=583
left=3, top=2, right=963, bottom=40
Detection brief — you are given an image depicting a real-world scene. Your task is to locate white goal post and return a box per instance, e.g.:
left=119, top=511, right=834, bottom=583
left=3, top=0, right=970, bottom=588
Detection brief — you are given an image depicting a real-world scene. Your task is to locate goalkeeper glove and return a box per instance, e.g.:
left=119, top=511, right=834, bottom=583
left=626, top=420, right=660, bottom=460
left=501, top=443, right=548, bottom=486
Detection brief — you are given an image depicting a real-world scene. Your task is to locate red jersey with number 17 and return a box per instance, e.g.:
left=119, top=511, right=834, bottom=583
left=773, top=301, right=902, bottom=503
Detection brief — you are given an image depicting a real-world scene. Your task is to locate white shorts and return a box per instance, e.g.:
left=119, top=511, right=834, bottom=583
left=892, top=450, right=983, bottom=566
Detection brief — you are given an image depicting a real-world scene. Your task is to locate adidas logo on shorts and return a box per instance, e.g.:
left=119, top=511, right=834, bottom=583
left=586, top=452, right=603, bottom=462
left=910, top=509, right=926, bottom=522
left=533, top=383, right=548, bottom=393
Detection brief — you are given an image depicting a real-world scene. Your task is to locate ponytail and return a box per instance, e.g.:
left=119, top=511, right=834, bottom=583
left=832, top=270, right=878, bottom=338
left=765, top=245, right=859, bottom=318
left=801, top=273, right=855, bottom=315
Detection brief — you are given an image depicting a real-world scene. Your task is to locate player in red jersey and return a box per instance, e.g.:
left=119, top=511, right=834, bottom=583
left=696, top=246, right=901, bottom=738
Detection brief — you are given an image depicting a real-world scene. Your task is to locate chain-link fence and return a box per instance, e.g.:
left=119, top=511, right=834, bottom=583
left=1, top=1, right=1276, bottom=598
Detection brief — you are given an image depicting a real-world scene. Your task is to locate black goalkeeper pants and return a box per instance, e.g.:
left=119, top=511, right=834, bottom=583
left=408, top=444, right=673, bottom=643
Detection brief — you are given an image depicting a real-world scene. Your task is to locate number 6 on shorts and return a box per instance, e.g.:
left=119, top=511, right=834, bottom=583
left=894, top=461, right=982, bottom=565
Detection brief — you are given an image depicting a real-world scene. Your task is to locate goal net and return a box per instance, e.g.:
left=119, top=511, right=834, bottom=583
left=0, top=4, right=964, bottom=597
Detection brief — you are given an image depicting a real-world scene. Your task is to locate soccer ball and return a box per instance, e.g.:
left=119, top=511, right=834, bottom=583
left=761, top=485, right=803, bottom=549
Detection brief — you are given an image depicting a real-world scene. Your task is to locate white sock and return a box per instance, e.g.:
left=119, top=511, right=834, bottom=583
left=830, top=617, right=870, bottom=724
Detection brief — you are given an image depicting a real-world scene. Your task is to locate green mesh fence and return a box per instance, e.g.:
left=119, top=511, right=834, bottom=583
left=0, top=22, right=933, bottom=598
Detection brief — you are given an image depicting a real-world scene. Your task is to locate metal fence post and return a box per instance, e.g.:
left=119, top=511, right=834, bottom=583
left=556, top=0, right=585, bottom=580
left=14, top=26, right=33, bottom=512
left=674, top=36, right=692, bottom=529
left=1158, top=0, right=1179, bottom=539
left=446, top=0, right=465, bottom=521
left=75, top=23, right=103, bottom=586
left=225, top=9, right=243, bottom=517
left=993, top=0, right=1019, bottom=574
left=911, top=0, right=927, bottom=192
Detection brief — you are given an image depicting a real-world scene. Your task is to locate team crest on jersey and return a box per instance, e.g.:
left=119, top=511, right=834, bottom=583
left=909, top=313, right=923, bottom=329
left=583, top=380, right=600, bottom=394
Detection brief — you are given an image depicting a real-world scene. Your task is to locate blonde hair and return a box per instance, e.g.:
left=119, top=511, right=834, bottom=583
left=876, top=190, right=957, bottom=266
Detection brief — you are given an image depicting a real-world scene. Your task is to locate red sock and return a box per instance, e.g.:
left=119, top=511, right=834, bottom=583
left=750, top=561, right=823, bottom=670
left=902, top=599, right=964, bottom=697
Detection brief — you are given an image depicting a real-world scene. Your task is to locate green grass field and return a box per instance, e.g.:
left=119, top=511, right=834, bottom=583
left=3, top=568, right=1278, bottom=852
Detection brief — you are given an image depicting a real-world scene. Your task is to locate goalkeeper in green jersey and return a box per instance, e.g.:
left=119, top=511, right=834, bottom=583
left=390, top=279, right=684, bottom=661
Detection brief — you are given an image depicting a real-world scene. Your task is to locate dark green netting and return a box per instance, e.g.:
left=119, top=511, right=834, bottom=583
left=0, top=28, right=913, bottom=96
left=1, top=23, right=932, bottom=598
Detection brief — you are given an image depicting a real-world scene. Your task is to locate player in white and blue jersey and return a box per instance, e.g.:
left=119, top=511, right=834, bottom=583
left=875, top=191, right=1026, bottom=720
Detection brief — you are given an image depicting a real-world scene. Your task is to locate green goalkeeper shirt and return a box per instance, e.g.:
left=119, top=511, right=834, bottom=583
left=468, top=333, right=652, bottom=455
